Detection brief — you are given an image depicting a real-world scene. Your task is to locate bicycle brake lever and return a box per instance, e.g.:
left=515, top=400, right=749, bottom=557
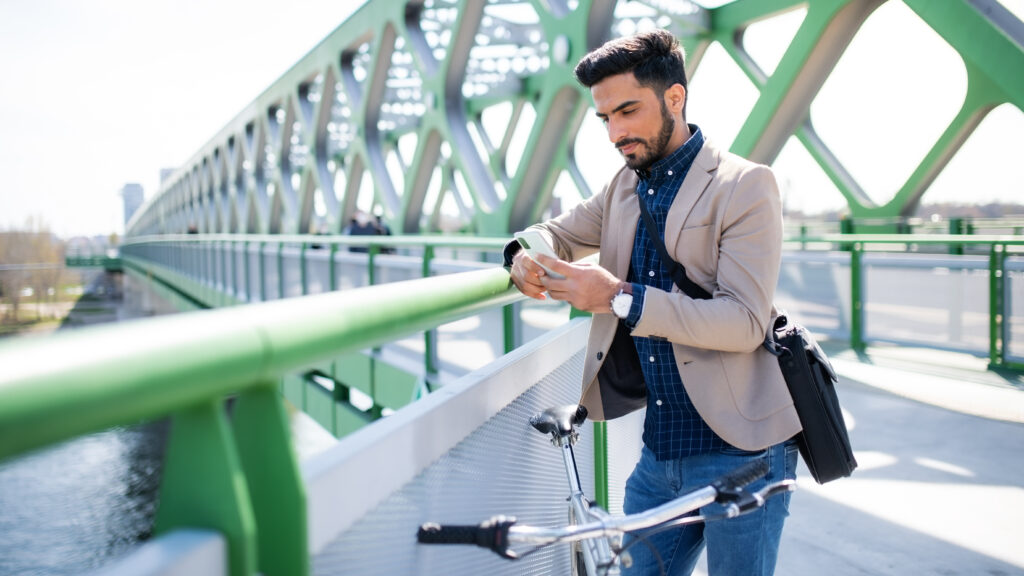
left=479, top=515, right=519, bottom=559
left=755, top=479, right=796, bottom=502
left=727, top=480, right=797, bottom=516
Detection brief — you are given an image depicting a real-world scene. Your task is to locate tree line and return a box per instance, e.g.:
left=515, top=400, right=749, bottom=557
left=0, top=219, right=77, bottom=328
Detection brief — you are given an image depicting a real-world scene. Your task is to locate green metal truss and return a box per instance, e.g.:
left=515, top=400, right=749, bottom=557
left=126, top=0, right=1022, bottom=238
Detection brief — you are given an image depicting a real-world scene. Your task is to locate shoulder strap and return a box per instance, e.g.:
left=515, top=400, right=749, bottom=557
left=637, top=195, right=712, bottom=300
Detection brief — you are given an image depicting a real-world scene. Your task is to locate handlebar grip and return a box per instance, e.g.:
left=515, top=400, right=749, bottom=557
left=713, top=459, right=769, bottom=492
left=417, top=523, right=482, bottom=545
left=417, top=515, right=519, bottom=559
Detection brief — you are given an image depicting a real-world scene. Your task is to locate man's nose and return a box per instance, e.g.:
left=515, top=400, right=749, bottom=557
left=607, top=120, right=625, bottom=144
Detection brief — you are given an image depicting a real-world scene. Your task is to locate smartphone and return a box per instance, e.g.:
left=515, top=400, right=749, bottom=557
left=514, top=230, right=566, bottom=279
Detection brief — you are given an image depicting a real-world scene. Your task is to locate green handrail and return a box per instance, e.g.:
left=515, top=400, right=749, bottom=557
left=0, top=266, right=523, bottom=576
left=787, top=233, right=1024, bottom=369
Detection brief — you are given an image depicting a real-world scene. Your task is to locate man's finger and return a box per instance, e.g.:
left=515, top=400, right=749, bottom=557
left=535, top=253, right=570, bottom=275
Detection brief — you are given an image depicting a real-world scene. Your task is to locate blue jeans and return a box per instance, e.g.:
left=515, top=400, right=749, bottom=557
left=620, top=439, right=798, bottom=576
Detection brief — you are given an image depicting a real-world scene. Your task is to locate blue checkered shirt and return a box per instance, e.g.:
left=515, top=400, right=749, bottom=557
left=620, top=125, right=729, bottom=460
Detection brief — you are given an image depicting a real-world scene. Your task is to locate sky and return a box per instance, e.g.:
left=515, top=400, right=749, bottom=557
left=0, top=0, right=365, bottom=238
left=0, top=0, right=1020, bottom=238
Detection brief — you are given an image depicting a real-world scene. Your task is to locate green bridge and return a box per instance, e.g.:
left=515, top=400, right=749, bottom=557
left=2, top=1, right=1023, bottom=574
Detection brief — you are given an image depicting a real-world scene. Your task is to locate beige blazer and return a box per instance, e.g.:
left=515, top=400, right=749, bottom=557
left=533, top=138, right=801, bottom=450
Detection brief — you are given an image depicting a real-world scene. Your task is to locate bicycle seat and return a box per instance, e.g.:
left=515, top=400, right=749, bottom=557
left=529, top=405, right=588, bottom=438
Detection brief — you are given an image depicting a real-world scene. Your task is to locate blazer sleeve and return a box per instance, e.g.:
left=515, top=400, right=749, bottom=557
left=530, top=166, right=632, bottom=263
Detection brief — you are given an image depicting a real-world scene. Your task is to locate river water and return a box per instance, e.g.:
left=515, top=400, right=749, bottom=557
left=0, top=271, right=335, bottom=575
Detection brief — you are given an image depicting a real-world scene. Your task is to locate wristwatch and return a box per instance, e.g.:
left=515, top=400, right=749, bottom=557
left=610, top=283, right=633, bottom=319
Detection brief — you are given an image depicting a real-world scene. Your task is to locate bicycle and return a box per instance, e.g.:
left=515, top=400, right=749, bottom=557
left=417, top=404, right=796, bottom=575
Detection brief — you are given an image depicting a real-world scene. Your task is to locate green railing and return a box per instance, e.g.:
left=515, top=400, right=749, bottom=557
left=118, top=234, right=522, bottom=398
left=0, top=266, right=523, bottom=576
left=789, top=233, right=1024, bottom=370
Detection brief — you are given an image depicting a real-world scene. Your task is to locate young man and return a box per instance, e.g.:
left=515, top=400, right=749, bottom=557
left=505, top=30, right=800, bottom=575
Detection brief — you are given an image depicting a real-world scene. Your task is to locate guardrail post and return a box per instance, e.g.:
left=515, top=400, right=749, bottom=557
left=503, top=302, right=520, bottom=354
left=300, top=242, right=309, bottom=296
left=329, top=243, right=338, bottom=292
left=221, top=238, right=229, bottom=306
left=593, top=421, right=609, bottom=511
left=154, top=401, right=257, bottom=576
left=278, top=242, right=286, bottom=300
left=850, top=242, right=865, bottom=351
left=839, top=217, right=854, bottom=251
left=233, top=385, right=307, bottom=576
left=259, top=242, right=267, bottom=302
left=368, top=244, right=379, bottom=286
left=949, top=218, right=965, bottom=255
left=423, top=246, right=439, bottom=377
left=989, top=243, right=1004, bottom=368
left=242, top=240, right=250, bottom=303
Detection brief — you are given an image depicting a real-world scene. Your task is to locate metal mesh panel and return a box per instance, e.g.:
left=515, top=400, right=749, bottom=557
left=863, top=254, right=990, bottom=354
left=604, top=409, right=645, bottom=516
left=281, top=246, right=304, bottom=298
left=232, top=244, right=248, bottom=300
left=775, top=251, right=850, bottom=339
left=247, top=245, right=262, bottom=302
left=305, top=250, right=333, bottom=294
left=312, top=350, right=588, bottom=575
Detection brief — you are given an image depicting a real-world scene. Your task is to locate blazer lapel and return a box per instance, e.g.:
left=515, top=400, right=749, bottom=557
left=613, top=172, right=641, bottom=279
left=664, top=141, right=718, bottom=249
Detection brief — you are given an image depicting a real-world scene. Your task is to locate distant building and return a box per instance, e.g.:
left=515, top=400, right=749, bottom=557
left=121, top=183, right=144, bottom=227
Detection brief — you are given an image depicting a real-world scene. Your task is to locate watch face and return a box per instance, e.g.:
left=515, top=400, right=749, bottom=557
left=612, top=293, right=632, bottom=318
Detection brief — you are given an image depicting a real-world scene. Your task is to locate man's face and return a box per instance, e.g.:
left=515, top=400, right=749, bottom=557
left=591, top=72, right=676, bottom=171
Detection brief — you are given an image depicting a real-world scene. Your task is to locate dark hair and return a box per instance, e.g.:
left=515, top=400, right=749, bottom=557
left=574, top=29, right=688, bottom=112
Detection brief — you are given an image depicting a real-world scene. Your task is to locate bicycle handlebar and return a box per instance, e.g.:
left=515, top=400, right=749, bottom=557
left=712, top=459, right=768, bottom=492
left=417, top=458, right=790, bottom=559
left=417, top=515, right=519, bottom=559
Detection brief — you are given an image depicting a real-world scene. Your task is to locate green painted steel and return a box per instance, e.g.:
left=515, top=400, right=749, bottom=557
left=795, top=233, right=1024, bottom=366
left=593, top=421, right=610, bottom=511
left=990, top=243, right=1004, bottom=368
left=0, top=265, right=523, bottom=575
left=154, top=401, right=258, bottom=576
left=850, top=242, right=864, bottom=351
left=124, top=0, right=1022, bottom=240
left=232, top=386, right=308, bottom=576
left=65, top=255, right=123, bottom=271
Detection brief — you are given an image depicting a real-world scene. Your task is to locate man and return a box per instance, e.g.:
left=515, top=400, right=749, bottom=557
left=505, top=30, right=800, bottom=575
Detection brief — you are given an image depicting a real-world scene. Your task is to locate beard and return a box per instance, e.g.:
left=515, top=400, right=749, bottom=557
left=617, top=98, right=675, bottom=171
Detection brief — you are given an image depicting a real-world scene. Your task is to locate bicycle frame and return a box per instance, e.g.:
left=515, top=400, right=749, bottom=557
left=417, top=404, right=794, bottom=575
left=549, top=422, right=616, bottom=574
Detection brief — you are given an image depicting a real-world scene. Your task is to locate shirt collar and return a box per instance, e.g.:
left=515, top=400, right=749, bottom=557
left=634, top=124, right=704, bottom=182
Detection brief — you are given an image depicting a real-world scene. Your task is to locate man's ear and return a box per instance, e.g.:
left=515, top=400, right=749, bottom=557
left=665, top=83, right=686, bottom=115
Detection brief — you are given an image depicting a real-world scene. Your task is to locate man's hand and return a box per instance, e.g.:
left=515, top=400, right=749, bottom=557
left=509, top=249, right=551, bottom=300
left=534, top=254, right=624, bottom=314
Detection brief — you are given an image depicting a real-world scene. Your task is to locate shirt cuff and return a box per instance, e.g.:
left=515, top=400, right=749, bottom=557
left=502, top=239, right=521, bottom=269
left=625, top=282, right=645, bottom=328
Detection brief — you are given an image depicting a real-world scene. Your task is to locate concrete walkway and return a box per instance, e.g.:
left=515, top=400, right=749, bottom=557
left=698, top=343, right=1024, bottom=575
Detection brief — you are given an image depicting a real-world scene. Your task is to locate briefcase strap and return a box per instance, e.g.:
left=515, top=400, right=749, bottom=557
left=636, top=194, right=711, bottom=300
left=638, top=192, right=785, bottom=355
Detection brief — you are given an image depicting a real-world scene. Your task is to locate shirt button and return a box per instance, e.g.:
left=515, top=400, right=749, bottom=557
left=667, top=170, right=673, bottom=176
left=649, top=356, right=655, bottom=362
left=648, top=270, right=655, bottom=277
left=647, top=189, right=654, bottom=195
left=656, top=399, right=663, bottom=406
